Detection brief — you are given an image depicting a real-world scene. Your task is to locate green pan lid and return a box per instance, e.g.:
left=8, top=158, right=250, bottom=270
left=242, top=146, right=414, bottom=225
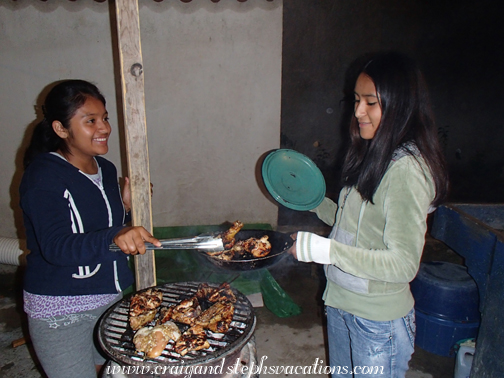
left=262, top=149, right=326, bottom=211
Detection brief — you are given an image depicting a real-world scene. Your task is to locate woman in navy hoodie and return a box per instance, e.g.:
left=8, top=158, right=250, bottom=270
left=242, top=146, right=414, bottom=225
left=20, top=80, right=161, bottom=378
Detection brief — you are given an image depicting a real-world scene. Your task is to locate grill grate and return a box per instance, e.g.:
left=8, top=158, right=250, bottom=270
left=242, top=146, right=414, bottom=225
left=98, top=282, right=256, bottom=367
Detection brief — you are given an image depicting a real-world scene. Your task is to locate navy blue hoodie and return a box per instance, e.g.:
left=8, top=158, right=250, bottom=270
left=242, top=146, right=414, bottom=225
left=20, top=153, right=134, bottom=296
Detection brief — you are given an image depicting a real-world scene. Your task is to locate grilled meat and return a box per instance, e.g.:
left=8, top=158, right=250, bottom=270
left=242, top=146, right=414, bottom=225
left=194, top=300, right=234, bottom=333
left=195, top=283, right=215, bottom=301
left=196, top=282, right=236, bottom=303
left=205, top=248, right=235, bottom=260
left=243, top=235, right=272, bottom=258
left=174, top=325, right=210, bottom=356
left=133, top=321, right=181, bottom=358
left=127, top=282, right=237, bottom=359
left=129, top=288, right=163, bottom=317
left=130, top=309, right=157, bottom=331
left=207, top=282, right=237, bottom=303
left=228, top=241, right=246, bottom=257
left=206, top=233, right=272, bottom=261
left=170, top=297, right=202, bottom=325
left=205, top=239, right=249, bottom=260
left=129, top=288, right=163, bottom=330
left=220, top=220, right=244, bottom=249
left=156, top=306, right=174, bottom=325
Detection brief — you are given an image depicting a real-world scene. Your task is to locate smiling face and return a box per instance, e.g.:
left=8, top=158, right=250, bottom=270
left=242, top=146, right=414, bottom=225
left=354, top=73, right=382, bottom=140
left=53, top=96, right=111, bottom=171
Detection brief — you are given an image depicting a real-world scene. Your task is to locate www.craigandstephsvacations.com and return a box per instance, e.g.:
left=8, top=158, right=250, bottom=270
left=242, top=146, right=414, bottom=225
left=105, top=356, right=385, bottom=376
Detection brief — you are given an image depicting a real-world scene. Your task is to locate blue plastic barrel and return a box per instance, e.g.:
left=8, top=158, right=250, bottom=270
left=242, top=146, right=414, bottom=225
left=411, top=261, right=480, bottom=322
left=411, top=261, right=481, bottom=357
left=415, top=310, right=479, bottom=357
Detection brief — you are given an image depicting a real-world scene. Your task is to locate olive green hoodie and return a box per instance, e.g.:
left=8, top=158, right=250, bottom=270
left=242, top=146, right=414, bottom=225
left=296, top=150, right=435, bottom=321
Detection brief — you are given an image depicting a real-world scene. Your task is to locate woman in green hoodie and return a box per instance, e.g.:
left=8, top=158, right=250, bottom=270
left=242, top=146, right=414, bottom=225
left=289, top=52, right=449, bottom=377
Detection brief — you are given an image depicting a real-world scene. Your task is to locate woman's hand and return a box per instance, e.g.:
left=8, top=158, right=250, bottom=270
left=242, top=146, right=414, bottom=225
left=122, top=177, right=154, bottom=213
left=287, top=232, right=298, bottom=260
left=122, top=177, right=131, bottom=213
left=113, top=226, right=161, bottom=255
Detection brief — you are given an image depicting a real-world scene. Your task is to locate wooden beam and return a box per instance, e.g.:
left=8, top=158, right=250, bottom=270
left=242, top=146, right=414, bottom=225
left=114, top=0, right=156, bottom=290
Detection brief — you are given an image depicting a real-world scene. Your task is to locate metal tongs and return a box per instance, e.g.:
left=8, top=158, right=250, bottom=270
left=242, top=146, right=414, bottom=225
left=109, top=233, right=224, bottom=252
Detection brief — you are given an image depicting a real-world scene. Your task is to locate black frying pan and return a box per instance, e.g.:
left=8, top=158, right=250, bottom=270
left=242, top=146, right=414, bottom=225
left=200, top=230, right=294, bottom=271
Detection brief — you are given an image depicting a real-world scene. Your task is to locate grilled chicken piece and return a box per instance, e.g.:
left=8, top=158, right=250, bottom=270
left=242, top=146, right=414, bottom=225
left=195, top=283, right=215, bottom=301
left=129, top=288, right=163, bottom=330
left=133, top=321, right=181, bottom=358
left=243, top=235, right=272, bottom=258
left=207, top=282, right=237, bottom=303
left=220, top=220, right=244, bottom=249
left=170, top=297, right=202, bottom=325
left=205, top=248, right=235, bottom=261
left=129, top=288, right=163, bottom=317
left=194, top=301, right=234, bottom=333
left=156, top=306, right=174, bottom=325
left=205, top=240, right=249, bottom=261
left=174, top=325, right=210, bottom=356
left=196, top=282, right=236, bottom=303
left=130, top=309, right=157, bottom=331
left=206, top=234, right=272, bottom=261
left=229, top=241, right=246, bottom=257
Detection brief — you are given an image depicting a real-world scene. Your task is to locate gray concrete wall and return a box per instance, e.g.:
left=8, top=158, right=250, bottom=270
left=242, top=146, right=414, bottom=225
left=2, top=0, right=502, bottom=237
left=0, top=0, right=282, bottom=239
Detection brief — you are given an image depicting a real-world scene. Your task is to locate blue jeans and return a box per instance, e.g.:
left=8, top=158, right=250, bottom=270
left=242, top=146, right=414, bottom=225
left=326, top=306, right=415, bottom=377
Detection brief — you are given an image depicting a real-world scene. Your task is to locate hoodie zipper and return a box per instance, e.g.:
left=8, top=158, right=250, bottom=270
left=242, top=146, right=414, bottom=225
left=80, top=161, right=121, bottom=291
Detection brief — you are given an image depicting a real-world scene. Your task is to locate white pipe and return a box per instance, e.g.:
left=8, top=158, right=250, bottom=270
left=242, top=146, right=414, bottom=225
left=0, top=237, right=26, bottom=266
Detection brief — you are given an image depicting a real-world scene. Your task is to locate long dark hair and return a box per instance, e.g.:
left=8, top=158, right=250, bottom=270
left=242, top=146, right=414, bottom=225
left=341, top=52, right=449, bottom=206
left=23, top=80, right=106, bottom=168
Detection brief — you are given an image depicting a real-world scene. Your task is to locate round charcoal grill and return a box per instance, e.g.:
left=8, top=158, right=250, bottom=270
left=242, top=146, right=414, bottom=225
left=98, top=282, right=256, bottom=368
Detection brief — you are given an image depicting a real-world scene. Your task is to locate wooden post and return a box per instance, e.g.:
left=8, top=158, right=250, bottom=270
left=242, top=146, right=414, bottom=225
left=114, top=0, right=156, bottom=290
